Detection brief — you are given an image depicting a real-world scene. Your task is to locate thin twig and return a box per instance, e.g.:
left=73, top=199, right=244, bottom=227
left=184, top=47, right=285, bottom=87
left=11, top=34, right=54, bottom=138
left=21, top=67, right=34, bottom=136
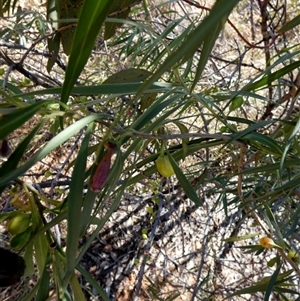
left=181, top=0, right=278, bottom=49
left=0, top=48, right=53, bottom=88
left=133, top=193, right=164, bottom=301
left=191, top=203, right=213, bottom=301
left=19, top=24, right=74, bottom=65
left=107, top=125, right=247, bottom=147
left=49, top=129, right=84, bottom=198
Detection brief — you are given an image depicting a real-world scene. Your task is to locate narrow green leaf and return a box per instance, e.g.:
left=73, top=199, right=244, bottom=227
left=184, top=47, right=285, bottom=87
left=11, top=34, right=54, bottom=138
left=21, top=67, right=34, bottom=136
left=243, top=131, right=283, bottom=155
left=230, top=120, right=275, bottom=141
left=64, top=123, right=93, bottom=284
left=172, top=121, right=189, bottom=158
left=166, top=151, right=203, bottom=206
left=10, top=227, right=32, bottom=250
left=279, top=176, right=300, bottom=192
left=120, top=93, right=182, bottom=147
left=34, top=234, right=49, bottom=277
left=191, top=21, right=222, bottom=91
left=35, top=262, right=50, bottom=301
left=76, top=265, right=111, bottom=301
left=104, top=0, right=138, bottom=40
left=129, top=93, right=180, bottom=133
left=23, top=241, right=35, bottom=276
left=0, top=121, right=43, bottom=174
left=241, top=159, right=300, bottom=175
left=229, top=121, right=284, bottom=156
left=225, top=269, right=294, bottom=300
left=47, top=33, right=60, bottom=73
left=75, top=177, right=128, bottom=267
left=275, top=287, right=300, bottom=295
left=80, top=188, right=97, bottom=237
left=14, top=82, right=173, bottom=98
left=277, top=14, right=300, bottom=34
left=30, top=211, right=67, bottom=243
left=225, top=284, right=269, bottom=298
left=0, top=101, right=47, bottom=140
left=60, top=1, right=77, bottom=55
left=242, top=60, right=300, bottom=92
left=280, top=116, right=300, bottom=176
left=263, top=204, right=283, bottom=240
left=227, top=116, right=255, bottom=125
left=61, top=0, right=113, bottom=104
left=69, top=272, right=86, bottom=301
left=47, top=0, right=59, bottom=30
left=30, top=195, right=49, bottom=275
left=133, top=0, right=240, bottom=99
left=52, top=248, right=66, bottom=285
left=0, top=121, right=43, bottom=194
left=0, top=80, right=32, bottom=102
left=284, top=205, right=300, bottom=238
left=0, top=114, right=100, bottom=187
left=267, top=257, right=277, bottom=268
left=264, top=260, right=282, bottom=301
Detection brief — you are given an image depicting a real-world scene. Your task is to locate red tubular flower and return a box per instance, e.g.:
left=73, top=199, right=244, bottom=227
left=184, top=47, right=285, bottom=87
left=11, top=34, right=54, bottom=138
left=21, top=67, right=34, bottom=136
left=90, top=142, right=117, bottom=192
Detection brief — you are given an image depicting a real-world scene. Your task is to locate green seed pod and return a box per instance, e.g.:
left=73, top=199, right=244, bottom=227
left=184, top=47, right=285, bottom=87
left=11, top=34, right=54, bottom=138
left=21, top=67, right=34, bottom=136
left=10, top=227, right=32, bottom=250
left=288, top=251, right=299, bottom=262
left=156, top=155, right=175, bottom=178
left=7, top=213, right=31, bottom=235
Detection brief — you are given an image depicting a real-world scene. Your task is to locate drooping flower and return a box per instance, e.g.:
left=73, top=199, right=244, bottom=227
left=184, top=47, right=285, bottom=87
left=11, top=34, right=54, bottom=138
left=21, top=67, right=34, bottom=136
left=156, top=154, right=175, bottom=178
left=90, top=142, right=117, bottom=192
left=259, top=237, right=281, bottom=249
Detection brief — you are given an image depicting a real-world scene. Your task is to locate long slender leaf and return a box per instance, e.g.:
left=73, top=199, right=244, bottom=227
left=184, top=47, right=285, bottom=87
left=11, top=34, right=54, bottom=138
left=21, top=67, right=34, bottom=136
left=23, top=241, right=35, bottom=277
left=61, top=0, right=113, bottom=104
left=167, top=150, right=204, bottom=206
left=0, top=101, right=47, bottom=140
left=280, top=116, right=300, bottom=175
left=35, top=263, right=50, bottom=301
left=284, top=205, right=300, bottom=238
left=33, top=234, right=49, bottom=278
left=0, top=121, right=44, bottom=194
left=0, top=80, right=32, bottom=102
left=0, top=114, right=101, bottom=186
left=0, top=122, right=43, bottom=175
left=242, top=131, right=284, bottom=155
left=241, top=159, right=300, bottom=175
left=133, top=0, right=240, bottom=99
left=64, top=123, right=93, bottom=284
left=80, top=188, right=97, bottom=237
left=13, top=82, right=174, bottom=98
left=191, top=20, right=223, bottom=91
left=75, top=177, right=127, bottom=267
left=277, top=14, right=300, bottom=34
left=264, top=259, right=282, bottom=301
left=76, top=265, right=111, bottom=301
left=69, top=272, right=86, bottom=301
left=243, top=60, right=300, bottom=92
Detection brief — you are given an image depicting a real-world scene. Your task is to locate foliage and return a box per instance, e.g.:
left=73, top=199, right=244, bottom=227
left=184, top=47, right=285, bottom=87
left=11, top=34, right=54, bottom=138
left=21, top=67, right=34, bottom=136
left=0, top=0, right=300, bottom=300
